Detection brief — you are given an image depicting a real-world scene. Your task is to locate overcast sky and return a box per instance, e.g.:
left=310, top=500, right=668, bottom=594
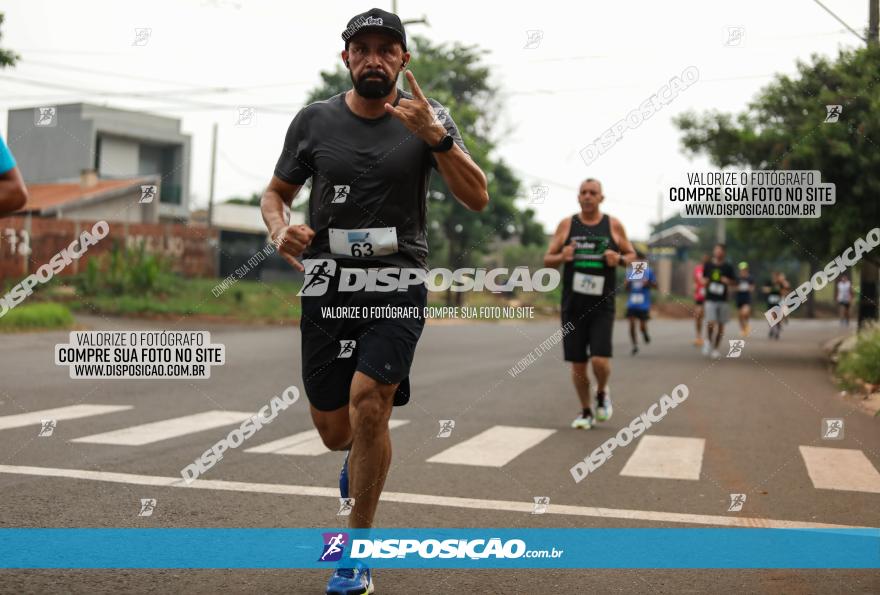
left=0, top=0, right=869, bottom=239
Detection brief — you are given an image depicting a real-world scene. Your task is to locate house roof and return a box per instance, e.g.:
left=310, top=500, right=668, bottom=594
left=17, top=177, right=159, bottom=215
left=647, top=224, right=699, bottom=247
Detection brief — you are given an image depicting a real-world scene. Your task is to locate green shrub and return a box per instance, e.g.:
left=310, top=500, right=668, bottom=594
left=0, top=303, right=74, bottom=331
left=73, top=245, right=178, bottom=296
left=837, top=328, right=880, bottom=388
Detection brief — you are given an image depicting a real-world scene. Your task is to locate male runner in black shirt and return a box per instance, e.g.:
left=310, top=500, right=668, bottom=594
left=544, top=179, right=637, bottom=429
left=701, top=243, right=736, bottom=359
left=260, top=8, right=488, bottom=594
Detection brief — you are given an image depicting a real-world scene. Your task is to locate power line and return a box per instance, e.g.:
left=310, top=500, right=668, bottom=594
left=811, top=0, right=866, bottom=43
left=0, top=74, right=299, bottom=115
left=18, top=58, right=313, bottom=94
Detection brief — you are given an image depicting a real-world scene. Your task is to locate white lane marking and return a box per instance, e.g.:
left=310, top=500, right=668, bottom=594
left=620, top=435, right=705, bottom=480
left=70, top=411, right=254, bottom=446
left=0, top=464, right=868, bottom=530
left=426, top=425, right=556, bottom=467
left=0, top=405, right=132, bottom=431
left=244, top=420, right=410, bottom=456
left=799, top=446, right=880, bottom=494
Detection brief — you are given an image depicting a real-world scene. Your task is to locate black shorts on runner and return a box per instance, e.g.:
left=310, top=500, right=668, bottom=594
left=695, top=298, right=705, bottom=306
left=561, top=308, right=614, bottom=362
left=626, top=308, right=650, bottom=320
left=735, top=294, right=752, bottom=308
left=299, top=260, right=427, bottom=412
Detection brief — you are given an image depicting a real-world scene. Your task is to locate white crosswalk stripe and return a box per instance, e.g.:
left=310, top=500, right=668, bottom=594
left=244, top=420, right=410, bottom=456
left=620, top=435, right=705, bottom=480
left=799, top=446, right=880, bottom=494
left=0, top=404, right=132, bottom=431
left=427, top=425, right=556, bottom=467
left=70, top=410, right=255, bottom=446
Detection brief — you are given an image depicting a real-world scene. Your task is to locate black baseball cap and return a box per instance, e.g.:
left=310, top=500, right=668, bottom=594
left=342, top=8, right=407, bottom=51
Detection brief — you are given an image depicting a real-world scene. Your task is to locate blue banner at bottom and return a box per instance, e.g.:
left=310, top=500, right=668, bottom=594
left=0, top=528, right=877, bottom=569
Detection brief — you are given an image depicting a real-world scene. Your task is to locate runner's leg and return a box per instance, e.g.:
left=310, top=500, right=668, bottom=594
left=695, top=303, right=704, bottom=344
left=311, top=405, right=353, bottom=451
left=347, top=371, right=397, bottom=529
left=591, top=356, right=610, bottom=394
left=570, top=362, right=591, bottom=410
left=629, top=316, right=637, bottom=348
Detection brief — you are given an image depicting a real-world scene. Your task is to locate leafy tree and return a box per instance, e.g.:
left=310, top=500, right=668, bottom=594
left=305, top=35, right=544, bottom=303
left=0, top=14, right=20, bottom=69
left=224, top=192, right=262, bottom=206
left=674, top=45, right=880, bottom=323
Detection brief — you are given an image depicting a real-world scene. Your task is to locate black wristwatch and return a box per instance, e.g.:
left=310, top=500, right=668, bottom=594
left=429, top=134, right=455, bottom=153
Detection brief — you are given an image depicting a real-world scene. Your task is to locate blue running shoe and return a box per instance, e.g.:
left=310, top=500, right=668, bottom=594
left=339, top=451, right=350, bottom=499
left=326, top=566, right=373, bottom=595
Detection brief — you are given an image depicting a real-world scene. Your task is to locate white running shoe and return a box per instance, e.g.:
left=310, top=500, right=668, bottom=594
left=571, top=412, right=594, bottom=430
left=710, top=349, right=721, bottom=360
left=701, top=342, right=711, bottom=356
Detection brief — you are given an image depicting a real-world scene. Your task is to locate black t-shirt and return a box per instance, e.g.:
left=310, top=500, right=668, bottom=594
left=735, top=273, right=754, bottom=296
left=274, top=91, right=469, bottom=270
left=702, top=261, right=735, bottom=301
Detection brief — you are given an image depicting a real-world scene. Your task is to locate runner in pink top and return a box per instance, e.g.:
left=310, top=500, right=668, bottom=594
left=693, top=253, right=709, bottom=346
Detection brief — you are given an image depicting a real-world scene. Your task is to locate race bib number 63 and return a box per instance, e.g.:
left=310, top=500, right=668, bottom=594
left=329, top=227, right=398, bottom=258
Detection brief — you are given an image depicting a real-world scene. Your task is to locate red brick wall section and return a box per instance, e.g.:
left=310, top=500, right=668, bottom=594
left=0, top=217, right=218, bottom=282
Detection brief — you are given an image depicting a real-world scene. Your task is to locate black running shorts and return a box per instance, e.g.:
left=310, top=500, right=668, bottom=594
left=561, top=308, right=614, bottom=362
left=626, top=308, right=650, bottom=320
left=299, top=262, right=427, bottom=412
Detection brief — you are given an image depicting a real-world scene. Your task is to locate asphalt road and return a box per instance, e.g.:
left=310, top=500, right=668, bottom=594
left=0, top=314, right=877, bottom=594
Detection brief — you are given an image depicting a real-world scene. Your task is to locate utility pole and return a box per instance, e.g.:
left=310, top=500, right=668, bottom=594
left=870, top=0, right=878, bottom=44
left=207, top=122, right=217, bottom=228
left=859, top=0, right=879, bottom=328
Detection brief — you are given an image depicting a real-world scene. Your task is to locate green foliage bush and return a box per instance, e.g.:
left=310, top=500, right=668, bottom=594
left=75, top=245, right=178, bottom=296
left=0, top=303, right=73, bottom=330
left=837, top=327, right=880, bottom=388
